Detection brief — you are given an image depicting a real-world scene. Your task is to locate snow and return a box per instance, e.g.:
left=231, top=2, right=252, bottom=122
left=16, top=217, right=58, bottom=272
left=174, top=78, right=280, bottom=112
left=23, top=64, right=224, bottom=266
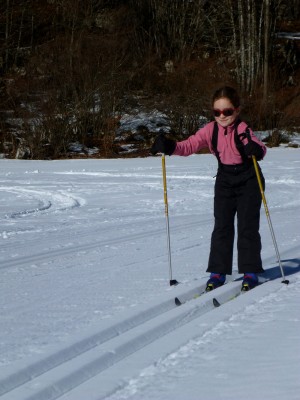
left=116, top=111, right=171, bottom=136
left=0, top=146, right=299, bottom=400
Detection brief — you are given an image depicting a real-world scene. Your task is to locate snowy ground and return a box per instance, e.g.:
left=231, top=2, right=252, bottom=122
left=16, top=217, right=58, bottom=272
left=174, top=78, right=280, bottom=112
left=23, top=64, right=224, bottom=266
left=0, top=145, right=299, bottom=400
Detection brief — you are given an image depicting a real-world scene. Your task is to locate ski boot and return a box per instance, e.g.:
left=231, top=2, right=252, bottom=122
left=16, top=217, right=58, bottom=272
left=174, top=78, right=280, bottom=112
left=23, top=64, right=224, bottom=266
left=206, top=273, right=226, bottom=292
left=241, top=273, right=259, bottom=292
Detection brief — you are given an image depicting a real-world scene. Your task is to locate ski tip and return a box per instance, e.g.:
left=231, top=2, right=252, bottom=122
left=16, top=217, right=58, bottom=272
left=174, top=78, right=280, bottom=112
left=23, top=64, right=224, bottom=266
left=175, top=297, right=182, bottom=306
left=213, top=298, right=221, bottom=307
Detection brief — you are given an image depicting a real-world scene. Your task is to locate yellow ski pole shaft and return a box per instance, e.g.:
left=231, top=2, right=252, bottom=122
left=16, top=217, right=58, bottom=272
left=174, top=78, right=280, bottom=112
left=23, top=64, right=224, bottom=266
left=162, top=154, right=178, bottom=286
left=252, top=155, right=289, bottom=284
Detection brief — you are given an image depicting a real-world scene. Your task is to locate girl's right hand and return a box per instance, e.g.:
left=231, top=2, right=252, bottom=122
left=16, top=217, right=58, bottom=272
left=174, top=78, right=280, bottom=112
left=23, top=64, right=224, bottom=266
left=150, top=134, right=176, bottom=156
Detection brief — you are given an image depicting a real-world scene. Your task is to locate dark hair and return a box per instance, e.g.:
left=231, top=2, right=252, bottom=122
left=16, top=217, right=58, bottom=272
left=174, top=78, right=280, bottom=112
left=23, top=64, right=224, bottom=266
left=212, top=86, right=240, bottom=108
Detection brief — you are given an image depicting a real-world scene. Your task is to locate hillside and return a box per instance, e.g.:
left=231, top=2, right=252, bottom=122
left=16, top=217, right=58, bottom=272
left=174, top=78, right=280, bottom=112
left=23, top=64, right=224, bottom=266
left=0, top=0, right=300, bottom=159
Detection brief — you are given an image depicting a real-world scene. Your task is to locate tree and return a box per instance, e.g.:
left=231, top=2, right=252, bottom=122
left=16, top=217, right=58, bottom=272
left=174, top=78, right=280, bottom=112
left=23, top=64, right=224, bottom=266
left=263, top=0, right=270, bottom=104
left=130, top=0, right=208, bottom=61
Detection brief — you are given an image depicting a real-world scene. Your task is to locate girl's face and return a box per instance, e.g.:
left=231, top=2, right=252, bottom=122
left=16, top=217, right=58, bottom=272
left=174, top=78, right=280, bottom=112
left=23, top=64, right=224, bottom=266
left=213, top=97, right=240, bottom=127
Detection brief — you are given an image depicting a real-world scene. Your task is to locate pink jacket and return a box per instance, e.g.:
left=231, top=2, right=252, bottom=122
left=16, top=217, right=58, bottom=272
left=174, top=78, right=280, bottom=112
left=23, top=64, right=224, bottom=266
left=173, top=120, right=267, bottom=165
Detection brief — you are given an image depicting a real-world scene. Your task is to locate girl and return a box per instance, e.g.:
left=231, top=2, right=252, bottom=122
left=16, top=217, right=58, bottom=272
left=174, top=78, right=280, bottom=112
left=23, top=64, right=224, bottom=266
left=151, top=86, right=267, bottom=291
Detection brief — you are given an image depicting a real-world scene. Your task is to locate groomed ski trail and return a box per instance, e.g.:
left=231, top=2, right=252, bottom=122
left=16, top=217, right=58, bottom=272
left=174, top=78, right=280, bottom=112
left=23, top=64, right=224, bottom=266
left=1, top=258, right=299, bottom=400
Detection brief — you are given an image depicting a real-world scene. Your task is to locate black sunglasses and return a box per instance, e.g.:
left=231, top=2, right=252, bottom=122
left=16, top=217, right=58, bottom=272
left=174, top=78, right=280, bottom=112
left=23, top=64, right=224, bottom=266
left=213, top=108, right=236, bottom=117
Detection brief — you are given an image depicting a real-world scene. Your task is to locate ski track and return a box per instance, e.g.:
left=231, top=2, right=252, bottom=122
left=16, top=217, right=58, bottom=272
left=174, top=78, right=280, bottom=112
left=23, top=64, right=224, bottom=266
left=0, top=259, right=299, bottom=400
left=105, top=274, right=300, bottom=400
left=0, top=217, right=210, bottom=271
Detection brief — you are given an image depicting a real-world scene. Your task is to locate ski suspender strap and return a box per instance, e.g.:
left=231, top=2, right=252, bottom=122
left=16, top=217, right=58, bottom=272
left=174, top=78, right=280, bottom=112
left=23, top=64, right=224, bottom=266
left=212, top=121, right=250, bottom=165
left=212, top=122, right=221, bottom=164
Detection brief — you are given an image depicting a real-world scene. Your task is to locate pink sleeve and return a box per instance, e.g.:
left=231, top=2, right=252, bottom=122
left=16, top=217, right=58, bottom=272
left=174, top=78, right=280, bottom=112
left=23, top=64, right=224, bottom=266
left=173, top=123, right=213, bottom=156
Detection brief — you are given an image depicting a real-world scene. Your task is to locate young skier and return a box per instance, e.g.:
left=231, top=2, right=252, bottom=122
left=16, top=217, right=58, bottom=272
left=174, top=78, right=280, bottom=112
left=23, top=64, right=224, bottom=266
left=151, top=86, right=267, bottom=291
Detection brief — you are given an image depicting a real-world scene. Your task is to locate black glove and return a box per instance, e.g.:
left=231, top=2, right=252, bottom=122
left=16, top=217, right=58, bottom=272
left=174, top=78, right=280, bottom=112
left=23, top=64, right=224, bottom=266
left=244, top=141, right=264, bottom=160
left=238, top=129, right=264, bottom=161
left=150, top=134, right=176, bottom=156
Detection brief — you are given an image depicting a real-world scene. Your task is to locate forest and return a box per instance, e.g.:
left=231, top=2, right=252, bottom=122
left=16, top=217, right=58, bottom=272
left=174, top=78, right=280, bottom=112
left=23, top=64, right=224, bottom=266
left=0, top=0, right=299, bottom=159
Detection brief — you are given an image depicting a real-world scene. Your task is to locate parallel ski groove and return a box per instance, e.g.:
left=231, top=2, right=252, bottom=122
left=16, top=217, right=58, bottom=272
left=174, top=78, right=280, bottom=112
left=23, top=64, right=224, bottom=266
left=0, top=280, right=241, bottom=400
left=0, top=297, right=175, bottom=396
left=0, top=219, right=204, bottom=271
left=0, top=277, right=210, bottom=396
left=1, top=260, right=297, bottom=400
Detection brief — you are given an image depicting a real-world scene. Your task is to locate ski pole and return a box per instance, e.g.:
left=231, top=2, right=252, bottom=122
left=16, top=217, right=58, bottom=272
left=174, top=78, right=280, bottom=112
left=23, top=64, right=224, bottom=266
left=252, top=155, right=289, bottom=284
left=161, top=154, right=178, bottom=286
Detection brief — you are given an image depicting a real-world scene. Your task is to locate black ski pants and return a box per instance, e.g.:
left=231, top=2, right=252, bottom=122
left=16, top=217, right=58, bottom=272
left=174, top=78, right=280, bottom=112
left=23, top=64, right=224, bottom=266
left=207, top=163, right=265, bottom=275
